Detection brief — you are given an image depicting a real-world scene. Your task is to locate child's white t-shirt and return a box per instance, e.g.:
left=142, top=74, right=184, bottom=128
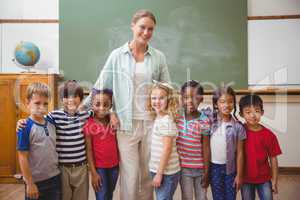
left=149, top=115, right=180, bottom=175
left=210, top=122, right=231, bottom=164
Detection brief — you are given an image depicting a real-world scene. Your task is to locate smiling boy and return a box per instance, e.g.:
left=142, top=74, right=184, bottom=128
left=239, top=94, right=282, bottom=200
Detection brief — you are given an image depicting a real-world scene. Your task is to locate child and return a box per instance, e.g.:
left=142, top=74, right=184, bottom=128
left=209, top=86, right=246, bottom=200
left=239, top=94, right=282, bottom=200
left=18, top=80, right=90, bottom=200
left=147, top=81, right=181, bottom=200
left=83, top=88, right=119, bottom=200
left=176, top=80, right=210, bottom=200
left=17, top=82, right=61, bottom=200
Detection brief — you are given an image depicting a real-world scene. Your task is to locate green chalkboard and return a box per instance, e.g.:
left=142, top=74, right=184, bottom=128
left=60, top=0, right=247, bottom=89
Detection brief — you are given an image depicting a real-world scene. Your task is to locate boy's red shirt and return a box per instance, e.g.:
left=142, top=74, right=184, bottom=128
left=244, top=125, right=282, bottom=183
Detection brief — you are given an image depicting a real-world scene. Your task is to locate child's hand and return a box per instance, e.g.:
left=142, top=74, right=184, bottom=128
left=201, top=173, right=209, bottom=188
left=16, top=119, right=27, bottom=131
left=233, top=175, right=242, bottom=191
left=272, top=181, right=278, bottom=194
left=26, top=183, right=39, bottom=199
left=91, top=173, right=102, bottom=192
left=110, top=113, right=120, bottom=130
left=152, top=173, right=163, bottom=188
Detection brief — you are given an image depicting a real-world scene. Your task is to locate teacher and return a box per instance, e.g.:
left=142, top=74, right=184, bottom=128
left=83, top=9, right=171, bottom=200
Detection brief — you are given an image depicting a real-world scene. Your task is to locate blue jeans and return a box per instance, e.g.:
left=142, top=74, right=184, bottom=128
left=241, top=181, right=273, bottom=200
left=95, top=166, right=119, bottom=200
left=210, top=163, right=236, bottom=200
left=25, top=174, right=61, bottom=200
left=150, top=171, right=180, bottom=200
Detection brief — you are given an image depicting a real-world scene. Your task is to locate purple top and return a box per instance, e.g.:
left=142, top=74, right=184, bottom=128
left=203, top=107, right=246, bottom=175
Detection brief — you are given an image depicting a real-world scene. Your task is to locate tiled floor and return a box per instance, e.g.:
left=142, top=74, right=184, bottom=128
left=1, top=175, right=299, bottom=200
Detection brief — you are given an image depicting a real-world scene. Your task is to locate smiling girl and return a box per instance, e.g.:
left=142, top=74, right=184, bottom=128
left=147, top=82, right=180, bottom=200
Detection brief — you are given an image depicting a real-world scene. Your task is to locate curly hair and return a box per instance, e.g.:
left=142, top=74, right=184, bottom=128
left=146, top=82, right=179, bottom=122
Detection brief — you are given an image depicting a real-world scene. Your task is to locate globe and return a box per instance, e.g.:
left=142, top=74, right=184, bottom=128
left=14, top=41, right=40, bottom=67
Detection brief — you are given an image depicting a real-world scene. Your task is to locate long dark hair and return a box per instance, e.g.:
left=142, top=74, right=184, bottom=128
left=212, top=86, right=238, bottom=122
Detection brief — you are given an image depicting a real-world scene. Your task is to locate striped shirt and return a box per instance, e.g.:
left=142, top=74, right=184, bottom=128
left=176, top=112, right=210, bottom=168
left=149, top=115, right=180, bottom=175
left=47, top=110, right=90, bottom=164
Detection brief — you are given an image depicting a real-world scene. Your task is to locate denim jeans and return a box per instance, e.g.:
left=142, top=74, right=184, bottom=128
left=150, top=171, right=180, bottom=200
left=241, top=181, right=273, bottom=200
left=25, top=174, right=61, bottom=200
left=95, top=166, right=119, bottom=200
left=209, top=163, right=236, bottom=200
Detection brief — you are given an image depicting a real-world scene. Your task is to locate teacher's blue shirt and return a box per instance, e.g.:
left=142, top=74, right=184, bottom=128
left=83, top=42, right=171, bottom=132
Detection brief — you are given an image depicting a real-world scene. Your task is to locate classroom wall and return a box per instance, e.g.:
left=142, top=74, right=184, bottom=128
left=0, top=0, right=59, bottom=73
left=248, top=0, right=300, bottom=16
left=247, top=0, right=300, bottom=167
left=248, top=19, right=300, bottom=87
left=0, top=0, right=58, bottom=19
left=265, top=101, right=300, bottom=166
left=248, top=0, right=300, bottom=88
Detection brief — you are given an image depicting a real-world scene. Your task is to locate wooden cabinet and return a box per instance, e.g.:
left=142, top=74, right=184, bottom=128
left=0, top=74, right=60, bottom=183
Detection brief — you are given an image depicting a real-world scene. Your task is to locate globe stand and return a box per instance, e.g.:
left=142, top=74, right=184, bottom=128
left=12, top=58, right=36, bottom=73
left=21, top=66, right=36, bottom=73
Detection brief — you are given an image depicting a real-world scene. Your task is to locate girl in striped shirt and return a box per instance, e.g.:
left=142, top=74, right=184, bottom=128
left=176, top=80, right=211, bottom=200
left=147, top=81, right=181, bottom=200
